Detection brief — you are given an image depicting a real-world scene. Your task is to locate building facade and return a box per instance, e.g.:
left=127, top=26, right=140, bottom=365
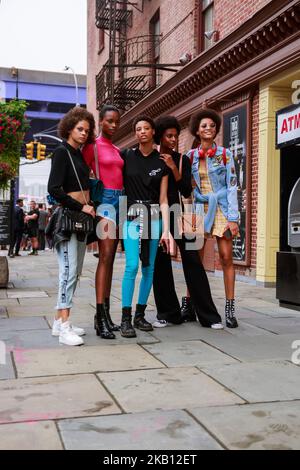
left=0, top=67, right=86, bottom=156
left=87, top=0, right=300, bottom=285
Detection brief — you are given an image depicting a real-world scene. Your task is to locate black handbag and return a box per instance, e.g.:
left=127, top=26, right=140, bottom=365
left=61, top=208, right=94, bottom=233
left=61, top=149, right=94, bottom=234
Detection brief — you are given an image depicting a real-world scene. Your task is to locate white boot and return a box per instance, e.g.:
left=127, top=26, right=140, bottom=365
left=59, top=321, right=84, bottom=346
left=52, top=318, right=85, bottom=337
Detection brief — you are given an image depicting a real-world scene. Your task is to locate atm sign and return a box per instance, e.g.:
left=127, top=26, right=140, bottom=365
left=276, top=104, right=300, bottom=148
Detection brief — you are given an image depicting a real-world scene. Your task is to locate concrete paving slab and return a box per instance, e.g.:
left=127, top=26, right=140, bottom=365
left=243, top=305, right=300, bottom=318
left=80, top=328, right=160, bottom=346
left=243, top=316, right=300, bottom=335
left=198, top=333, right=300, bottom=361
left=202, top=361, right=300, bottom=403
left=98, top=367, right=244, bottom=413
left=0, top=329, right=60, bottom=353
left=8, top=306, right=57, bottom=317
left=0, top=374, right=120, bottom=424
left=0, top=299, right=20, bottom=308
left=7, top=290, right=49, bottom=299
left=0, top=316, right=49, bottom=332
left=150, top=322, right=232, bottom=342
left=0, top=353, right=15, bottom=380
left=189, top=401, right=300, bottom=450
left=15, top=344, right=165, bottom=378
left=59, top=409, right=222, bottom=450
left=0, top=421, right=63, bottom=450
left=143, top=340, right=239, bottom=367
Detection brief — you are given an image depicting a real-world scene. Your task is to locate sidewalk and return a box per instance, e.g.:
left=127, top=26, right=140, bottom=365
left=0, top=250, right=300, bottom=450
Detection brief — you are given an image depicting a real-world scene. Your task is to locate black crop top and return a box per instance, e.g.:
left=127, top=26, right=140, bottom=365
left=48, top=142, right=90, bottom=211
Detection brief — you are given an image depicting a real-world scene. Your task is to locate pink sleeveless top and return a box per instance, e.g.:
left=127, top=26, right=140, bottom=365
left=82, top=135, right=124, bottom=190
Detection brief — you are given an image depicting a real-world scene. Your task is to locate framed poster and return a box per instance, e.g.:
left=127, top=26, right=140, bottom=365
left=223, top=102, right=251, bottom=265
left=0, top=201, right=11, bottom=245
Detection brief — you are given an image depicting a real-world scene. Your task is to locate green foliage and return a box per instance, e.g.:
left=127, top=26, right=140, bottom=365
left=0, top=100, right=29, bottom=190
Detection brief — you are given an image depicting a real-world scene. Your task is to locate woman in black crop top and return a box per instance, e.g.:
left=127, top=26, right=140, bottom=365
left=47, top=107, right=96, bottom=346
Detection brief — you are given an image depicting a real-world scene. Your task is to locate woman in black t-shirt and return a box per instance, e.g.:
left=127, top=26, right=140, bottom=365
left=153, top=116, right=223, bottom=329
left=120, top=115, right=169, bottom=338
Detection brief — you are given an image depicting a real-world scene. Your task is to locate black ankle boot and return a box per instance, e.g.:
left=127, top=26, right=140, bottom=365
left=134, top=304, right=153, bottom=331
left=180, top=297, right=197, bottom=322
left=225, top=299, right=238, bottom=328
left=94, top=304, right=116, bottom=339
left=104, top=298, right=120, bottom=332
left=120, top=307, right=136, bottom=338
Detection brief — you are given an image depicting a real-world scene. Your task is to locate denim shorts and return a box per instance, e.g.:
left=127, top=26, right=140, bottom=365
left=96, top=188, right=125, bottom=225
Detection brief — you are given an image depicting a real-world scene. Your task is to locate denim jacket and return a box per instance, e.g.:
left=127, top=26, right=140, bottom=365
left=187, top=146, right=239, bottom=231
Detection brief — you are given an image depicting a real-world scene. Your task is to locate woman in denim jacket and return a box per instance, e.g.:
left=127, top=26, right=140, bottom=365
left=187, top=109, right=239, bottom=328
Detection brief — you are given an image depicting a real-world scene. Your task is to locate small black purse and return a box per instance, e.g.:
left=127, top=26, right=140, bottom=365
left=61, top=149, right=94, bottom=234
left=61, top=208, right=94, bottom=233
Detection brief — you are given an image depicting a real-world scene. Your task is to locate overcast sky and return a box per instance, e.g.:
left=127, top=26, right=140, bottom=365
left=0, top=0, right=87, bottom=75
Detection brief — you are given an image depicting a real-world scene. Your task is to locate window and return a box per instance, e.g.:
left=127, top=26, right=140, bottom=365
left=198, top=0, right=214, bottom=53
left=150, top=10, right=160, bottom=88
left=98, top=28, right=105, bottom=54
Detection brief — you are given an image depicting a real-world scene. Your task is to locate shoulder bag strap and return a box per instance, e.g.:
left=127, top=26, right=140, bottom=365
left=66, top=149, right=89, bottom=206
left=94, top=142, right=100, bottom=179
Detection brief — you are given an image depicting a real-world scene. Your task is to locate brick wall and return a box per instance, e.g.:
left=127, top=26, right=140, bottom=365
left=214, top=0, right=273, bottom=40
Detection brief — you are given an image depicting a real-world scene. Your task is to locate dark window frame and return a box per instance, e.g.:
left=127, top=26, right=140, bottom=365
left=197, top=0, right=214, bottom=54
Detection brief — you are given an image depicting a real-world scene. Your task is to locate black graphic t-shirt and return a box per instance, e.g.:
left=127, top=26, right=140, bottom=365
left=121, top=148, right=169, bottom=209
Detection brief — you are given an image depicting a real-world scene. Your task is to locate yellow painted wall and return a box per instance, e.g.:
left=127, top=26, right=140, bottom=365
left=256, top=84, right=292, bottom=283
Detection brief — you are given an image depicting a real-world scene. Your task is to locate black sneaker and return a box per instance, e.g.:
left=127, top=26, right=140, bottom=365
left=180, top=297, right=197, bottom=322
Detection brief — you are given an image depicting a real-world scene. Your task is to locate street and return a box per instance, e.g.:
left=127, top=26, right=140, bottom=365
left=0, top=250, right=300, bottom=450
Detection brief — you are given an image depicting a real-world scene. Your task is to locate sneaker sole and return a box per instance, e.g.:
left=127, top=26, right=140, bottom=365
left=59, top=340, right=84, bottom=346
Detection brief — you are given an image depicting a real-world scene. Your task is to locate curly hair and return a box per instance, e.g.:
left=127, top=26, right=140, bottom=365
left=58, top=106, right=96, bottom=144
left=154, top=115, right=181, bottom=145
left=132, top=115, right=155, bottom=132
left=189, top=108, right=221, bottom=138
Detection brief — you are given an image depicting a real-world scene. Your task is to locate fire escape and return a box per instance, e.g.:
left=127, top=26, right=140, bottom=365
left=95, top=0, right=162, bottom=111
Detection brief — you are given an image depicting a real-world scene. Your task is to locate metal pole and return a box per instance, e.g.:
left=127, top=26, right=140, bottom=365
left=64, top=66, right=80, bottom=106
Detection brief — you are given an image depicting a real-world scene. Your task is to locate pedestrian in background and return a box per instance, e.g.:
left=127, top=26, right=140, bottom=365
left=38, top=203, right=48, bottom=251
left=8, top=198, right=25, bottom=258
left=48, top=106, right=96, bottom=346
left=25, top=200, right=39, bottom=256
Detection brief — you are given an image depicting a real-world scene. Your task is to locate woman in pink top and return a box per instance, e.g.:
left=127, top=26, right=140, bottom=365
left=83, top=105, right=124, bottom=340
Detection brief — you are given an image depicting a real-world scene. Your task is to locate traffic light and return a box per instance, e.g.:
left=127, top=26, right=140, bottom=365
left=37, top=143, right=46, bottom=160
left=25, top=142, right=34, bottom=160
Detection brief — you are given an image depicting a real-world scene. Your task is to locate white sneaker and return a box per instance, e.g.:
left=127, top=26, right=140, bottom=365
left=52, top=318, right=85, bottom=337
left=152, top=319, right=168, bottom=328
left=58, top=321, right=84, bottom=346
left=210, top=322, right=224, bottom=330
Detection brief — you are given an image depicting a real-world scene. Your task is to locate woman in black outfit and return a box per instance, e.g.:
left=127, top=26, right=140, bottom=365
left=153, top=116, right=223, bottom=329
left=48, top=107, right=96, bottom=346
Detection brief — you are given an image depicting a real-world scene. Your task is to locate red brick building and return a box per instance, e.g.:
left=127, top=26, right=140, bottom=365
left=87, top=0, right=300, bottom=286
